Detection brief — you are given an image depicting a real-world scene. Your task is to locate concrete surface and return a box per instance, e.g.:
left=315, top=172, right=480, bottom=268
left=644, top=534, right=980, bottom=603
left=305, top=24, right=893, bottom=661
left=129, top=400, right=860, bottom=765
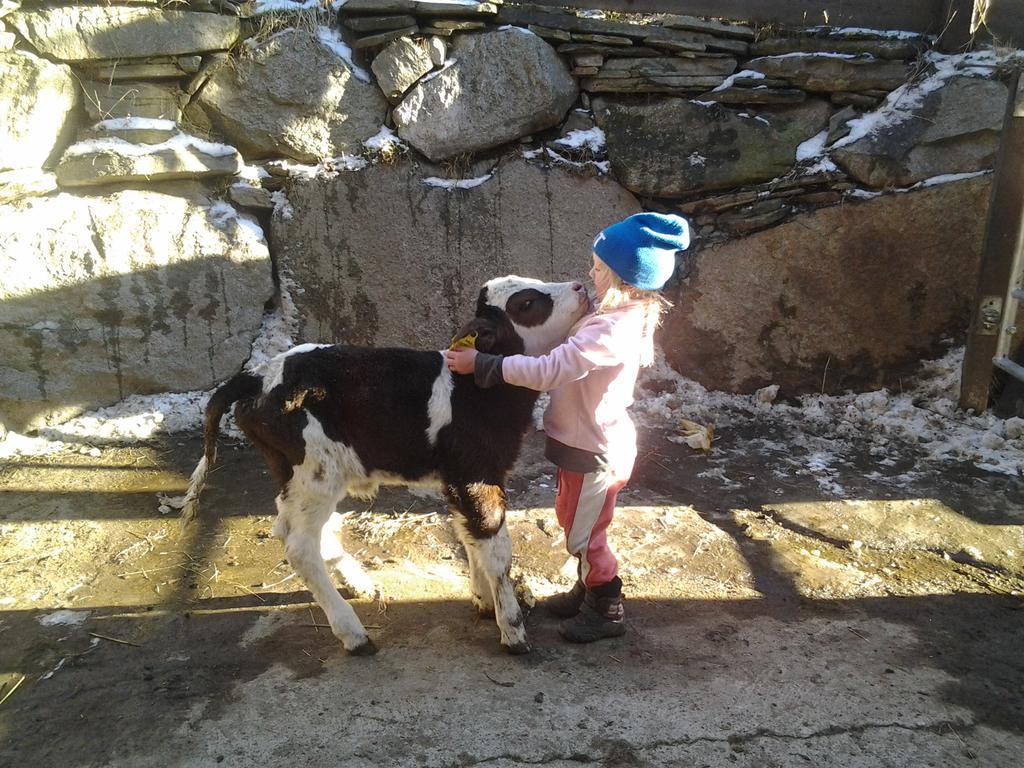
left=1, top=414, right=1022, bottom=767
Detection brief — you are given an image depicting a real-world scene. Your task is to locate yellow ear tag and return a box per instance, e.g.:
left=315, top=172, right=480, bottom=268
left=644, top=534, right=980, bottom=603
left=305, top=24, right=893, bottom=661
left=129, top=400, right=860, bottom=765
left=449, top=331, right=479, bottom=351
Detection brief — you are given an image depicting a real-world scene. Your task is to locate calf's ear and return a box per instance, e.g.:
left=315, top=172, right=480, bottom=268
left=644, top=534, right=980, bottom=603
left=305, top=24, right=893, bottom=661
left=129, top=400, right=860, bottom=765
left=453, top=317, right=498, bottom=353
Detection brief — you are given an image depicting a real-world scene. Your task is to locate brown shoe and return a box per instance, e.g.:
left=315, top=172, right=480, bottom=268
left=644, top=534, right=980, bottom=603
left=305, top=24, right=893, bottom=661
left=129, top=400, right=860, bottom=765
left=542, top=580, right=585, bottom=618
left=559, top=586, right=626, bottom=643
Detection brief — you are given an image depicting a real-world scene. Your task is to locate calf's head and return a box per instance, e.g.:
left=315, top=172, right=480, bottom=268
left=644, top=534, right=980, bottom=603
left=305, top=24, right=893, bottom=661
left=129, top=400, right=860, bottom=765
left=453, top=305, right=525, bottom=357
left=477, top=275, right=590, bottom=356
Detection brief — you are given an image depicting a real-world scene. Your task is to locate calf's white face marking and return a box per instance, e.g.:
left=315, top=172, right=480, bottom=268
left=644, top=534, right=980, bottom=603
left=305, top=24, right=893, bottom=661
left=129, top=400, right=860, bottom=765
left=481, top=275, right=589, bottom=355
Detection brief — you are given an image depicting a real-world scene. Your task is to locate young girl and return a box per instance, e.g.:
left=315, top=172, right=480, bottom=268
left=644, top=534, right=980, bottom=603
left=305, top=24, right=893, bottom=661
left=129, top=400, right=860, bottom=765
left=445, top=212, right=691, bottom=643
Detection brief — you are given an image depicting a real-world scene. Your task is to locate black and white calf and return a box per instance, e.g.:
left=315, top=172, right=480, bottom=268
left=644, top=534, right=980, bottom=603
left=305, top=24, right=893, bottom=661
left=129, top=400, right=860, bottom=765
left=181, top=276, right=589, bottom=655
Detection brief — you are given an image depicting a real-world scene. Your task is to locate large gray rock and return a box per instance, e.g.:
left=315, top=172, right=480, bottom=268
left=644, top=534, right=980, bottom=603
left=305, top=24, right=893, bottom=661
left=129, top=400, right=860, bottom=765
left=595, top=97, right=833, bottom=197
left=832, top=76, right=1007, bottom=188
left=0, top=167, right=56, bottom=204
left=393, top=28, right=577, bottom=161
left=271, top=156, right=640, bottom=348
left=342, top=0, right=498, bottom=15
left=371, top=36, right=433, bottom=102
left=660, top=175, right=992, bottom=394
left=496, top=4, right=740, bottom=52
left=0, top=51, right=78, bottom=171
left=80, top=55, right=202, bottom=81
left=197, top=29, right=387, bottom=162
left=580, top=55, right=736, bottom=93
left=8, top=7, right=239, bottom=60
left=750, top=37, right=919, bottom=59
left=0, top=191, right=273, bottom=432
left=747, top=54, right=909, bottom=93
left=55, top=132, right=243, bottom=187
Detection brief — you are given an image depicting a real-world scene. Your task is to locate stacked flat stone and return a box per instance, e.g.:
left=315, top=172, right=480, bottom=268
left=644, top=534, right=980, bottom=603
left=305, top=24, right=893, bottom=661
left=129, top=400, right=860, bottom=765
left=6, top=6, right=243, bottom=185
left=0, top=0, right=1014, bottom=428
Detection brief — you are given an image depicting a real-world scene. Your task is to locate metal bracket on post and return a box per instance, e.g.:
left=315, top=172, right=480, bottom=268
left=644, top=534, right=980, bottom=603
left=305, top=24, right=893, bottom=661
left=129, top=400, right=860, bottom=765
left=977, top=296, right=1003, bottom=335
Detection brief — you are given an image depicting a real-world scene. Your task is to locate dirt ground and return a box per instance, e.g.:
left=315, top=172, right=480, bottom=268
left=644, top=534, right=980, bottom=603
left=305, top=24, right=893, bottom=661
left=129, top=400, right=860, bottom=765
left=1, top=408, right=1023, bottom=767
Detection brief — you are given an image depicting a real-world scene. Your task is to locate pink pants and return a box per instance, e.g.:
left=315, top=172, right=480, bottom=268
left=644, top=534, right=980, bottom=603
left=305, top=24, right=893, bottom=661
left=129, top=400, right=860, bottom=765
left=554, top=468, right=627, bottom=588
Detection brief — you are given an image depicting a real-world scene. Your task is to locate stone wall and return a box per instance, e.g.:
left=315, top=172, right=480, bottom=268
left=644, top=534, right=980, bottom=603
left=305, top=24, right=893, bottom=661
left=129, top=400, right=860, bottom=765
left=0, top=0, right=1018, bottom=432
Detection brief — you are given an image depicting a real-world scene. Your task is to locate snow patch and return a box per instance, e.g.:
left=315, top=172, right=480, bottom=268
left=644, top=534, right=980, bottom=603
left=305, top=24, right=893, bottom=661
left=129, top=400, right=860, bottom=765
left=0, top=432, right=63, bottom=459
left=553, top=127, right=606, bottom=153
left=831, top=49, right=1021, bottom=151
left=712, top=69, right=766, bottom=92
left=633, top=346, right=1024, bottom=479
left=39, top=609, right=91, bottom=627
left=237, top=163, right=271, bottom=183
left=96, top=117, right=177, bottom=132
left=316, top=26, right=372, bottom=84
left=423, top=173, right=494, bottom=190
left=250, top=0, right=321, bottom=13
left=802, top=157, right=839, bottom=175
left=845, top=170, right=991, bottom=200
left=917, top=170, right=991, bottom=187
left=271, top=189, right=294, bottom=220
left=39, top=391, right=214, bottom=445
left=363, top=125, right=404, bottom=153
left=497, top=25, right=537, bottom=36
left=246, top=271, right=301, bottom=371
left=805, top=452, right=847, bottom=497
left=421, top=58, right=458, bottom=83
left=757, top=51, right=865, bottom=61
left=522, top=147, right=610, bottom=175
left=205, top=200, right=267, bottom=245
left=270, top=155, right=367, bottom=179
left=63, top=131, right=238, bottom=159
left=806, top=26, right=927, bottom=40
left=796, top=130, right=829, bottom=161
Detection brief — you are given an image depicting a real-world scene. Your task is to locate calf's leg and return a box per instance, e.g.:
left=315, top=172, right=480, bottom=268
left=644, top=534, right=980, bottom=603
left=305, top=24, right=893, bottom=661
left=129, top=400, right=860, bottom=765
left=452, top=516, right=494, bottom=616
left=275, top=490, right=376, bottom=655
left=448, top=482, right=529, bottom=654
left=321, top=511, right=379, bottom=600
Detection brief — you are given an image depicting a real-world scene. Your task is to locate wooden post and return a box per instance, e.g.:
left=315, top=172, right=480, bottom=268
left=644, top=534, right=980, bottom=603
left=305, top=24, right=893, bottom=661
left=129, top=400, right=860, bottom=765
left=960, top=70, right=1024, bottom=412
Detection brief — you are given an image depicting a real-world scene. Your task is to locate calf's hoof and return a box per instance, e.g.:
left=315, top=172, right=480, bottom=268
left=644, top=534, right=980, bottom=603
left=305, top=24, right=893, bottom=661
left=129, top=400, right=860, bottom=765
left=471, top=592, right=496, bottom=618
left=504, top=640, right=532, bottom=656
left=347, top=637, right=379, bottom=656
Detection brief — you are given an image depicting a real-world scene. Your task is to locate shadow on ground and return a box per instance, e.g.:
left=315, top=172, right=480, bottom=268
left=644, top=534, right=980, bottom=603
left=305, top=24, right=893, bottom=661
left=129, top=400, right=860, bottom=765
left=1, top=421, right=1022, bottom=767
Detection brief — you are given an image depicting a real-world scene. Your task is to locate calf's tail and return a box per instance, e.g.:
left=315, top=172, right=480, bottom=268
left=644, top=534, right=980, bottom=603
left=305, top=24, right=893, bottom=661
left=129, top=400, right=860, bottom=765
left=180, top=372, right=263, bottom=527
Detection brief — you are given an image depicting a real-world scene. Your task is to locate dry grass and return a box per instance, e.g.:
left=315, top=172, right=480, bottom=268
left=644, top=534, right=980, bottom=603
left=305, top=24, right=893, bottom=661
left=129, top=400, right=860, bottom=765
left=230, top=4, right=333, bottom=65
left=336, top=508, right=446, bottom=546
left=752, top=21, right=784, bottom=43
left=439, top=152, right=476, bottom=179
left=368, top=137, right=407, bottom=165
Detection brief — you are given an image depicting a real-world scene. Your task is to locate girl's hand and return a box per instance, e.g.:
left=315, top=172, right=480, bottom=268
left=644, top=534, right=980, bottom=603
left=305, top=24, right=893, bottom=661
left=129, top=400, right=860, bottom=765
left=445, top=348, right=477, bottom=374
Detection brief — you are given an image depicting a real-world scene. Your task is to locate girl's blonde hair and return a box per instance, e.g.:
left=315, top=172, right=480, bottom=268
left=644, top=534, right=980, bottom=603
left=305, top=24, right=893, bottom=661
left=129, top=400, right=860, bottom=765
left=595, top=270, right=672, bottom=367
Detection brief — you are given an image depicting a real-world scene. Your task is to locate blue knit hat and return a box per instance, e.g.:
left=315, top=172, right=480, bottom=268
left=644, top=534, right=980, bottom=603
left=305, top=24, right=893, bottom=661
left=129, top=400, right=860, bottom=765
left=592, top=213, right=691, bottom=291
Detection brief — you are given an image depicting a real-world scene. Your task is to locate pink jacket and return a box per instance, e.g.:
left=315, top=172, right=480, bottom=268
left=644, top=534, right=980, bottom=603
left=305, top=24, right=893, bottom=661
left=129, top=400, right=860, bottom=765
left=501, top=302, right=649, bottom=478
